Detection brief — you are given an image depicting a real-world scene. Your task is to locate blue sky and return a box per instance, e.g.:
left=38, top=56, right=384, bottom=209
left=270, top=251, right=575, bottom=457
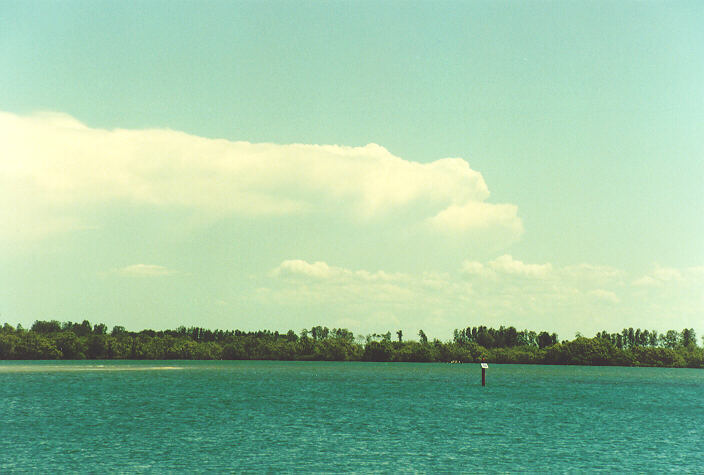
left=1, top=0, right=702, bottom=339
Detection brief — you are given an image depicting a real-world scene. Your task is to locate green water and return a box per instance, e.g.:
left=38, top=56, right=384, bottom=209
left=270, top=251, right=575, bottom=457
left=1, top=361, right=702, bottom=472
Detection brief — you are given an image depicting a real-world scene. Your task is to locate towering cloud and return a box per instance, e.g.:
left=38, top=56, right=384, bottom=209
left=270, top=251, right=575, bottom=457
left=0, top=111, right=522, bottom=243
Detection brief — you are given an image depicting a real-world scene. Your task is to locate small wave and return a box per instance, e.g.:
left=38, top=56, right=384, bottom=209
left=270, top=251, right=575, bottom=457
left=0, top=365, right=185, bottom=373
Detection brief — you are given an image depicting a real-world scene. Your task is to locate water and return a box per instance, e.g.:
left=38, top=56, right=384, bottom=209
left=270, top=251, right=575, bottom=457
left=1, top=361, right=702, bottom=472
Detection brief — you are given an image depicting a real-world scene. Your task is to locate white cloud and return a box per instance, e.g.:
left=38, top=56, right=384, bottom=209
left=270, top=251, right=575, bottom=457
left=272, top=259, right=406, bottom=284
left=460, top=260, right=488, bottom=276
left=272, top=260, right=334, bottom=280
left=462, top=257, right=625, bottom=287
left=633, top=276, right=658, bottom=287
left=115, top=264, right=175, bottom=277
left=262, top=259, right=471, bottom=336
left=650, top=267, right=684, bottom=282
left=588, top=289, right=620, bottom=304
left=261, top=257, right=704, bottom=339
left=561, top=264, right=625, bottom=286
left=427, top=202, right=523, bottom=238
left=633, top=266, right=685, bottom=287
left=268, top=259, right=459, bottom=308
left=0, top=110, right=521, bottom=242
left=488, top=254, right=552, bottom=278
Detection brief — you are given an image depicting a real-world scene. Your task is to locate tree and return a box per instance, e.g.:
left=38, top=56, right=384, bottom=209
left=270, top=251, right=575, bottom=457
left=649, top=330, right=659, bottom=347
left=640, top=329, right=649, bottom=347
left=363, top=340, right=392, bottom=361
left=475, top=326, right=495, bottom=348
left=332, top=328, right=354, bottom=342
left=31, top=320, right=62, bottom=334
left=396, top=341, right=432, bottom=362
left=54, top=332, right=85, bottom=359
left=681, top=328, right=696, bottom=348
left=615, top=333, right=623, bottom=349
left=518, top=330, right=537, bottom=347
left=418, top=329, right=428, bottom=345
left=75, top=320, right=92, bottom=337
left=559, top=337, right=623, bottom=366
left=661, top=330, right=680, bottom=349
left=87, top=335, right=107, bottom=359
left=537, top=331, right=553, bottom=349
left=0, top=334, right=19, bottom=358
left=310, top=326, right=329, bottom=341
left=15, top=332, right=60, bottom=359
left=396, top=330, right=403, bottom=342
left=503, top=326, right=519, bottom=347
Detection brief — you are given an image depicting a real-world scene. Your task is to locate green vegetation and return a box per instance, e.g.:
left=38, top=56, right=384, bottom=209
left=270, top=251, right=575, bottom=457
left=0, top=321, right=702, bottom=368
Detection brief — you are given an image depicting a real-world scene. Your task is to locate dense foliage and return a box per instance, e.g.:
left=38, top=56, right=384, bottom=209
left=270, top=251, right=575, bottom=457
left=0, top=321, right=701, bottom=368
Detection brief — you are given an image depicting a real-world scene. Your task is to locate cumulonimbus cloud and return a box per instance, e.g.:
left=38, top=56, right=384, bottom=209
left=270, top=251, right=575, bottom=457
left=0, top=111, right=522, bottom=242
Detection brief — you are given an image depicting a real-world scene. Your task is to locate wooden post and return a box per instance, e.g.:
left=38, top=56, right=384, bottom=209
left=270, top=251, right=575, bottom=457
left=482, top=367, right=486, bottom=386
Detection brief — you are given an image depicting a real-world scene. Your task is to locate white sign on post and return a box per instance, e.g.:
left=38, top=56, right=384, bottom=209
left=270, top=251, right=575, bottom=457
left=480, top=363, right=488, bottom=369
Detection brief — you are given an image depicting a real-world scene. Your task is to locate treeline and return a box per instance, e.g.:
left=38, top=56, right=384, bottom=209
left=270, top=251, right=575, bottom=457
left=0, top=321, right=702, bottom=368
left=453, top=326, right=558, bottom=349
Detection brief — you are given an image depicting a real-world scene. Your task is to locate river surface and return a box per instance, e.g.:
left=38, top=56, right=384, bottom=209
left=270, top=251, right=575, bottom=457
left=1, top=361, right=702, bottom=472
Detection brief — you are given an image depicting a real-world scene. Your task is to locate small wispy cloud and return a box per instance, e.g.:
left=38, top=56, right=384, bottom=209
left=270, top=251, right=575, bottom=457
left=489, top=254, right=552, bottom=278
left=588, top=289, right=620, bottom=304
left=272, top=259, right=405, bottom=283
left=461, top=254, right=552, bottom=279
left=115, top=264, right=175, bottom=277
left=633, top=267, right=685, bottom=287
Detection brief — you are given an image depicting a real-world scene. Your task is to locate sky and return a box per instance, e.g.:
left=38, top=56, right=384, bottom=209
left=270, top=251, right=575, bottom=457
left=1, top=0, right=702, bottom=340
